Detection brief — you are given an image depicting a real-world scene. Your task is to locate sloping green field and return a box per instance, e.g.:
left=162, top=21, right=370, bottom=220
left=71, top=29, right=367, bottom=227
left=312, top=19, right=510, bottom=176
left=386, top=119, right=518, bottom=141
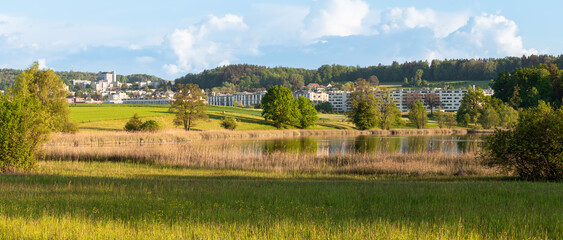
left=69, top=104, right=355, bottom=131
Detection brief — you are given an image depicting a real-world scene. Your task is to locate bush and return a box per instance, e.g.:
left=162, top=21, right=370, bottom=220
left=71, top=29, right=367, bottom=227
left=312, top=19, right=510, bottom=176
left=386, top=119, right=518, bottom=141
left=124, top=113, right=143, bottom=132
left=220, top=117, right=237, bottom=130
left=140, top=120, right=161, bottom=132
left=124, top=114, right=161, bottom=132
left=480, top=101, right=563, bottom=180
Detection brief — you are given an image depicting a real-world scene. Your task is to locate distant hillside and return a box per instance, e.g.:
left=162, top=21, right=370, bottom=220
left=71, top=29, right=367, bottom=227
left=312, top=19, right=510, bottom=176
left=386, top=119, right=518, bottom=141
left=0, top=69, right=167, bottom=91
left=175, top=55, right=563, bottom=92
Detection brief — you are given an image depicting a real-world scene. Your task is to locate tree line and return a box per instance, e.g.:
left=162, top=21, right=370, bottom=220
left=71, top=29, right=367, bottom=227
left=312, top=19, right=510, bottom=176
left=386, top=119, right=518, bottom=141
left=175, top=55, right=563, bottom=92
left=0, top=69, right=167, bottom=91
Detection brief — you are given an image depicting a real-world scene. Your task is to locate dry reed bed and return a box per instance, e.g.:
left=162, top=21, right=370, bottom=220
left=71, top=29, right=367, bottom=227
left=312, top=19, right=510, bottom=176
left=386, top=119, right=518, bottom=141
left=46, top=128, right=468, bottom=147
left=43, top=143, right=494, bottom=176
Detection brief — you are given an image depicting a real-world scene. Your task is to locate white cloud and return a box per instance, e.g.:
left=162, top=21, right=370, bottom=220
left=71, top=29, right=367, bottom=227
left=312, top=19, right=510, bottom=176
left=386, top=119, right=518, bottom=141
left=135, top=56, right=155, bottom=64
left=302, top=0, right=377, bottom=41
left=163, top=14, right=250, bottom=75
left=383, top=7, right=469, bottom=38
left=37, top=58, right=48, bottom=69
left=448, top=13, right=537, bottom=57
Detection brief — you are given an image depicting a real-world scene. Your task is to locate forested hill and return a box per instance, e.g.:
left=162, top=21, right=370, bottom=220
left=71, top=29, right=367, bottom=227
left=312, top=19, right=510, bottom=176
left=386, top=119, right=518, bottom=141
left=0, top=69, right=166, bottom=91
left=175, top=55, right=563, bottom=92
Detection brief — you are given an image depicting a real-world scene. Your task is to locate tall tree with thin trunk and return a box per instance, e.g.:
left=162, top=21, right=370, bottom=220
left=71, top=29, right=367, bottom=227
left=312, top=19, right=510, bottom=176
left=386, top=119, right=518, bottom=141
left=404, top=91, right=422, bottom=108
left=424, top=92, right=441, bottom=115
left=408, top=101, right=427, bottom=129
left=169, top=84, right=208, bottom=131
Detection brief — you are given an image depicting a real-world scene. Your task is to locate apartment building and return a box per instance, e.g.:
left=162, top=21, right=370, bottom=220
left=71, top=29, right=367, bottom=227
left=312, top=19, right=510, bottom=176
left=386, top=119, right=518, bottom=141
left=327, top=90, right=351, bottom=112
left=293, top=90, right=329, bottom=104
left=207, top=92, right=266, bottom=107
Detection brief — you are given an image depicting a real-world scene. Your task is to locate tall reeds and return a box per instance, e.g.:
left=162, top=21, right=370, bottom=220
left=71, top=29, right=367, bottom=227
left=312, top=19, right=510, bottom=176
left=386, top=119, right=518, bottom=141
left=42, top=140, right=494, bottom=176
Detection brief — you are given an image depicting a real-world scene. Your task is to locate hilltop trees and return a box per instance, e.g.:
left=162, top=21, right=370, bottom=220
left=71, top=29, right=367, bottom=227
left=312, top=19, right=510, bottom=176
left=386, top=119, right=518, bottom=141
left=169, top=84, right=208, bottom=131
left=0, top=62, right=72, bottom=172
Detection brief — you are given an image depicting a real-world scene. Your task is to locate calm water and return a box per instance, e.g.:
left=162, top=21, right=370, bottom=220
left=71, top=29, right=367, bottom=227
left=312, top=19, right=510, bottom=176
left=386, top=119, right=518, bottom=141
left=219, top=134, right=483, bottom=156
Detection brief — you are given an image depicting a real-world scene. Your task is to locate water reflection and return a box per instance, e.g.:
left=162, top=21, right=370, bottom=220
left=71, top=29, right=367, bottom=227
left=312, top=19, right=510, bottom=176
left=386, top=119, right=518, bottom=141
left=234, top=134, right=482, bottom=156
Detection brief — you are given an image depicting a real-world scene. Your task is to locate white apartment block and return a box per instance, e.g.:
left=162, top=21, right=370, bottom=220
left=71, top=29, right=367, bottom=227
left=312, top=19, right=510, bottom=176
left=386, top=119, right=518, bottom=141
left=205, top=87, right=491, bottom=113
left=293, top=90, right=329, bottom=104
left=208, top=92, right=266, bottom=107
left=327, top=90, right=351, bottom=112
left=393, top=89, right=470, bottom=112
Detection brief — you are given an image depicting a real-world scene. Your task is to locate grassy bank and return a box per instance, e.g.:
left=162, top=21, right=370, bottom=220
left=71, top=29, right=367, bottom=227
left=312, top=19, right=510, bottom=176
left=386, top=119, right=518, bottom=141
left=0, top=161, right=561, bottom=239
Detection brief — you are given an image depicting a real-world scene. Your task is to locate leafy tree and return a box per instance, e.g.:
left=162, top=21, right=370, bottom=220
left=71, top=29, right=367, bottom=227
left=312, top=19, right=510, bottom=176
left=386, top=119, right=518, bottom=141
left=169, top=84, right=208, bottom=131
left=498, top=103, right=519, bottom=128
left=378, top=89, right=402, bottom=130
left=404, top=92, right=422, bottom=108
left=296, top=96, right=318, bottom=129
left=261, top=85, right=299, bottom=129
left=124, top=113, right=143, bottom=132
left=435, top=111, right=445, bottom=128
left=368, top=75, right=379, bottom=85
left=481, top=101, right=563, bottom=180
left=478, top=105, right=500, bottom=129
left=348, top=84, right=380, bottom=130
left=220, top=117, right=238, bottom=130
left=11, top=62, right=73, bottom=132
left=315, top=102, right=333, bottom=113
left=424, top=92, right=441, bottom=115
left=457, top=87, right=486, bottom=126
left=445, top=113, right=457, bottom=128
left=408, top=101, right=427, bottom=129
left=0, top=62, right=70, bottom=172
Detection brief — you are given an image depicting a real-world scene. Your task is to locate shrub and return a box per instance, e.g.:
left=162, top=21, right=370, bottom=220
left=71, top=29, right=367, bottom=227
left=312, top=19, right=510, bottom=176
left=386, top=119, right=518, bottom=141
left=480, top=101, right=563, bottom=180
left=220, top=117, right=237, bottom=130
left=140, top=120, right=161, bottom=132
left=124, top=113, right=143, bottom=132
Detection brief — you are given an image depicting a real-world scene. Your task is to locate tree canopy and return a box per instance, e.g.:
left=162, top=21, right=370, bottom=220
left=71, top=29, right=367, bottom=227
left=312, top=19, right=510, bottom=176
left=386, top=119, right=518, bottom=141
left=168, top=84, right=208, bottom=131
left=1, top=62, right=71, bottom=172
left=261, top=85, right=299, bottom=129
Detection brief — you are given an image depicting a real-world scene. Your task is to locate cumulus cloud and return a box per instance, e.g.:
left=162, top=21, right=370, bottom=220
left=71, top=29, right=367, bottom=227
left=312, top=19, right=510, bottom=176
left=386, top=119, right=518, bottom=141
left=302, top=0, right=377, bottom=42
left=163, top=14, right=250, bottom=75
left=444, top=13, right=537, bottom=57
left=382, top=7, right=469, bottom=38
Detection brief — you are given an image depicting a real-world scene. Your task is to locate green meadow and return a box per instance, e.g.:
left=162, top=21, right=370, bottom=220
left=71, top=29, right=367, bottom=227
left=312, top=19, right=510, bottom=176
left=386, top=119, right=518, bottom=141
left=0, top=161, right=561, bottom=239
left=69, top=104, right=449, bottom=132
left=69, top=104, right=357, bottom=131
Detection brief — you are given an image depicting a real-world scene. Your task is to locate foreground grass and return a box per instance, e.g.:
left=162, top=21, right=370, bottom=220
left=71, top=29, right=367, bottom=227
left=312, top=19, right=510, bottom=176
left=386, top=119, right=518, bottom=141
left=0, top=161, right=561, bottom=239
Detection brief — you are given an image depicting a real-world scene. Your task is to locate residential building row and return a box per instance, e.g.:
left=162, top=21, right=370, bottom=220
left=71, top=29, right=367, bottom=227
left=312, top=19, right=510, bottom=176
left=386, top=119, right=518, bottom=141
left=206, top=88, right=493, bottom=113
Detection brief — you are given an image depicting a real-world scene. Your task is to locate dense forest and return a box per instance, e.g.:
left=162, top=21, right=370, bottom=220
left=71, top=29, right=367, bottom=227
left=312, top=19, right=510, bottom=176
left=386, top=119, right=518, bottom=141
left=0, top=69, right=165, bottom=91
left=175, top=55, right=563, bottom=92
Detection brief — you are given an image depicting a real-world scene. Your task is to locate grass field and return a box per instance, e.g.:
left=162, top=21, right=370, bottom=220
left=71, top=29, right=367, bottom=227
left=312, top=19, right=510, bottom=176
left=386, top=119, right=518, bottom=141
left=0, top=161, right=560, bottom=239
left=69, top=104, right=452, bottom=132
left=69, top=104, right=357, bottom=131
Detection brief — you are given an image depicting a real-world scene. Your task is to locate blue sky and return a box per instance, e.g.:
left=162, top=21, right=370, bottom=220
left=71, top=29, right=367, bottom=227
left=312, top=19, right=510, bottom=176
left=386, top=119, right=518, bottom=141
left=0, top=0, right=561, bottom=80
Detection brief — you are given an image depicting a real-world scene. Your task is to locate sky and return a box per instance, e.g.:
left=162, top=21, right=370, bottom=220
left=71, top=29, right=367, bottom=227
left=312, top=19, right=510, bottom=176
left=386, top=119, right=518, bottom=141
left=0, top=0, right=561, bottom=80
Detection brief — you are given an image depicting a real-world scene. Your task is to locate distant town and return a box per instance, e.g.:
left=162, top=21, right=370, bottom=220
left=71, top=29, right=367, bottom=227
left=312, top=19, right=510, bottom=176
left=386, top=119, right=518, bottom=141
left=65, top=71, right=493, bottom=113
